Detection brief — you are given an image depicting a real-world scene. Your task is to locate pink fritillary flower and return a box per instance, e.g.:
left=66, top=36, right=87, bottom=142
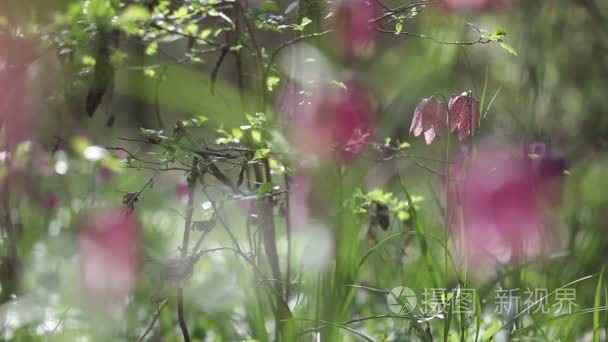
left=448, top=93, right=480, bottom=141
left=410, top=97, right=448, bottom=145
left=78, top=209, right=141, bottom=318
left=331, top=0, right=378, bottom=57
left=277, top=79, right=374, bottom=164
left=449, top=142, right=566, bottom=272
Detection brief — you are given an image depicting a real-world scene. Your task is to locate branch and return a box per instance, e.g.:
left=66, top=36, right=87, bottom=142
left=376, top=28, right=491, bottom=45
left=176, top=161, right=199, bottom=342
left=137, top=299, right=168, bottom=342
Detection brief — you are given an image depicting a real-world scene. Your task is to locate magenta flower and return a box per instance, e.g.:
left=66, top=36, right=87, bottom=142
left=176, top=180, right=190, bottom=202
left=331, top=0, right=378, bottom=57
left=277, top=79, right=374, bottom=163
left=97, top=166, right=114, bottom=183
left=78, top=209, right=141, bottom=318
left=449, top=142, right=566, bottom=270
left=0, top=33, right=37, bottom=149
left=410, top=97, right=448, bottom=145
left=448, top=93, right=480, bottom=141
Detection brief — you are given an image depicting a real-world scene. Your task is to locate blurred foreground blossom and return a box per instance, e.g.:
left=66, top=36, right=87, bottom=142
left=41, top=193, right=61, bottom=212
left=278, top=79, right=374, bottom=164
left=0, top=32, right=36, bottom=149
left=78, top=209, right=141, bottom=318
left=448, top=93, right=480, bottom=141
left=97, top=166, right=113, bottom=183
left=176, top=179, right=190, bottom=202
left=410, top=97, right=448, bottom=145
left=449, top=142, right=566, bottom=272
left=286, top=174, right=314, bottom=232
left=330, top=0, right=378, bottom=57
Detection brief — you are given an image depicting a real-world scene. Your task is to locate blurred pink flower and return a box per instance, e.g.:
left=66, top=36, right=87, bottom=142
left=331, top=0, right=378, bottom=57
left=448, top=93, right=480, bottom=141
left=176, top=180, right=189, bottom=202
left=97, top=166, right=113, bottom=183
left=287, top=174, right=311, bottom=231
left=0, top=32, right=37, bottom=149
left=278, top=79, right=374, bottom=163
left=410, top=97, right=448, bottom=145
left=449, top=142, right=566, bottom=269
left=41, top=193, right=61, bottom=211
left=78, top=209, right=141, bottom=318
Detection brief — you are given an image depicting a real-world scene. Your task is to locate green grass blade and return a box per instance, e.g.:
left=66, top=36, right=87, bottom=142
left=594, top=267, right=605, bottom=342
left=475, top=292, right=482, bottom=342
left=399, top=176, right=441, bottom=289
left=444, top=286, right=457, bottom=342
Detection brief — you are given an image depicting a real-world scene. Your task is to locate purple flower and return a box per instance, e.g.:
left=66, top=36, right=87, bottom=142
left=410, top=97, right=448, bottom=145
left=277, top=79, right=374, bottom=163
left=79, top=209, right=141, bottom=318
left=448, top=93, right=480, bottom=141
left=331, top=0, right=378, bottom=57
left=449, top=142, right=566, bottom=270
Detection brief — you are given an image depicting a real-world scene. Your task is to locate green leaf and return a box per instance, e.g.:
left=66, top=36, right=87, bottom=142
left=192, top=115, right=208, bottom=125
left=253, top=148, right=271, bottom=160
left=301, top=17, right=312, bottom=27
left=117, top=5, right=150, bottom=33
left=81, top=55, right=96, bottom=67
left=258, top=182, right=273, bottom=194
left=231, top=128, right=244, bottom=139
left=266, top=75, right=280, bottom=92
left=251, top=130, right=262, bottom=143
left=398, top=141, right=411, bottom=149
left=71, top=136, right=91, bottom=154
left=145, top=42, right=158, bottom=56
left=395, top=22, right=403, bottom=34
left=119, top=5, right=150, bottom=23
left=499, top=42, right=518, bottom=56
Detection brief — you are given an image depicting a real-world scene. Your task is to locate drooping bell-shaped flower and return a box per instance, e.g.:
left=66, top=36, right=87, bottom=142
left=78, top=209, right=141, bottom=318
left=410, top=97, right=448, bottom=145
left=448, top=93, right=480, bottom=141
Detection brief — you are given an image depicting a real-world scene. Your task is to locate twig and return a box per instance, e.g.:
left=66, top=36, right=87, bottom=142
left=177, top=289, right=190, bottom=342
left=376, top=28, right=491, bottom=46
left=136, top=299, right=168, bottom=342
left=176, top=161, right=199, bottom=342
